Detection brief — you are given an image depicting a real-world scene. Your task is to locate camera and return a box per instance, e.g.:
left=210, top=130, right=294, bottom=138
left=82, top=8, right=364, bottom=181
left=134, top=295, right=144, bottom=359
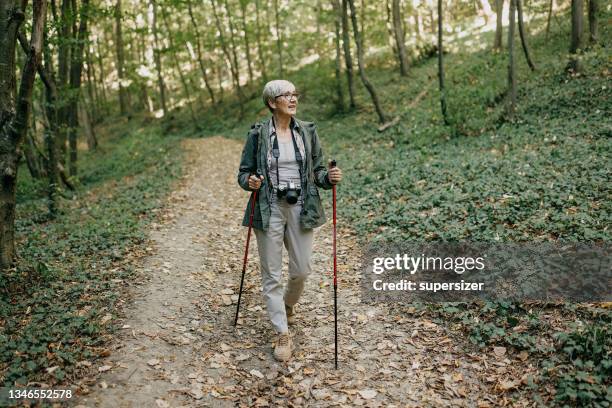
left=277, top=181, right=301, bottom=204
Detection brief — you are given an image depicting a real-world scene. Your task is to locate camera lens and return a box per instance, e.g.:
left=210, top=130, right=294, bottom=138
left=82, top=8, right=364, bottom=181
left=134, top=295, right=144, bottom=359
left=286, top=190, right=298, bottom=204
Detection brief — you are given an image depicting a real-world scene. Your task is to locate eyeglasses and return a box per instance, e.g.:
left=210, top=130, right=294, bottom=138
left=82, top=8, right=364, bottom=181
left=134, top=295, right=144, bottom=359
left=274, top=92, right=300, bottom=101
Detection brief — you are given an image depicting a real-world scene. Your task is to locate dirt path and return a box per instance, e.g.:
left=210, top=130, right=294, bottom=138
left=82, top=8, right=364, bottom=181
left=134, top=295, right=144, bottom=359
left=74, top=137, right=526, bottom=407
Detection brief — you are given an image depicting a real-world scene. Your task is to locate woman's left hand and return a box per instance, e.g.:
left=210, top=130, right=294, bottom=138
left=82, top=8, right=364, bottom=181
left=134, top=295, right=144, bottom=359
left=328, top=166, right=342, bottom=184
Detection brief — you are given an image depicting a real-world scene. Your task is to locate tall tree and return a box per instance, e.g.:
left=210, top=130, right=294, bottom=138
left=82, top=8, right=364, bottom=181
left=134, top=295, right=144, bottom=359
left=115, top=0, right=128, bottom=115
left=150, top=0, right=168, bottom=116
left=437, top=0, right=449, bottom=125
left=588, top=0, right=598, bottom=44
left=67, top=0, right=90, bottom=177
left=254, top=0, right=268, bottom=83
left=516, top=0, right=535, bottom=71
left=239, top=0, right=254, bottom=84
left=273, top=0, right=283, bottom=77
left=346, top=0, right=389, bottom=124
left=567, top=0, right=583, bottom=72
left=392, top=0, right=409, bottom=76
left=341, top=0, right=356, bottom=109
left=331, top=0, right=345, bottom=112
left=186, top=0, right=216, bottom=105
left=493, top=0, right=504, bottom=50
left=0, top=0, right=47, bottom=270
left=507, top=0, right=517, bottom=117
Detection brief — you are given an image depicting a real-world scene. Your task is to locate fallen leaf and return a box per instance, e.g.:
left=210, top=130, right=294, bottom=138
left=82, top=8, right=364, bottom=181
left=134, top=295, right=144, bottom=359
left=98, top=365, right=112, bottom=372
left=359, top=389, right=377, bottom=399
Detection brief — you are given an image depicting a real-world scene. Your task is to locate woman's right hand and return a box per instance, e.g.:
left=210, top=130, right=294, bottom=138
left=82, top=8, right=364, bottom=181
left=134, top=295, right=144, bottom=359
left=248, top=174, right=264, bottom=190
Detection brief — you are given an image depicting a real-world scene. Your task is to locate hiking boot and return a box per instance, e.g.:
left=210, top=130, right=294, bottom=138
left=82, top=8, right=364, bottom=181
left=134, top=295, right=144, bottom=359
left=285, top=303, right=296, bottom=325
left=274, top=332, right=292, bottom=362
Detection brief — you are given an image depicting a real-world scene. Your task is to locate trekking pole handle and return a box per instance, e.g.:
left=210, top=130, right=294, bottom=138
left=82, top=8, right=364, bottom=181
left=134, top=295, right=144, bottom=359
left=330, top=159, right=337, bottom=168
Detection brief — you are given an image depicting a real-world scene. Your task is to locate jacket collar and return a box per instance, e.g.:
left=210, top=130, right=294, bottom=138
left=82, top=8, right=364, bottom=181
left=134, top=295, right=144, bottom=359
left=268, top=116, right=300, bottom=137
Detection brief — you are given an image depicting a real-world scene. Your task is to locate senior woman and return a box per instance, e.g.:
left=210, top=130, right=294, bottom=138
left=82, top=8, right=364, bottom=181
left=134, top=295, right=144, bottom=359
left=237, top=79, right=342, bottom=362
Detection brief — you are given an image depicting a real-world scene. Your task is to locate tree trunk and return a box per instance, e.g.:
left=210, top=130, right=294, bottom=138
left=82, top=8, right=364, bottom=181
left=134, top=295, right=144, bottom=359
left=24, top=129, right=43, bottom=179
left=239, top=0, right=254, bottom=84
left=78, top=98, right=96, bottom=150
left=96, top=37, right=109, bottom=115
left=545, top=0, right=554, bottom=39
left=437, top=0, right=449, bottom=125
left=68, top=0, right=89, bottom=177
left=341, top=0, right=356, bottom=109
left=331, top=0, right=345, bottom=112
left=588, top=0, right=598, bottom=44
left=346, top=0, right=389, bottom=124
left=567, top=0, right=583, bottom=72
left=254, top=0, right=268, bottom=83
left=392, top=0, right=409, bottom=76
left=493, top=0, right=504, bottom=49
left=516, top=0, right=535, bottom=71
left=115, top=0, right=128, bottom=115
left=85, top=44, right=98, bottom=123
left=212, top=0, right=244, bottom=115
left=507, top=0, right=517, bottom=117
left=386, top=0, right=398, bottom=61
left=57, top=0, right=71, bottom=167
left=161, top=7, right=196, bottom=122
left=0, top=0, right=46, bottom=270
left=273, top=0, right=284, bottom=77
left=187, top=0, right=216, bottom=104
left=150, top=0, right=168, bottom=116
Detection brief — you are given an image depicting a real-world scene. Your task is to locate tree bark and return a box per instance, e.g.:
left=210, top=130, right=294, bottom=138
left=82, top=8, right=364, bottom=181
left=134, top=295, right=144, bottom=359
left=437, top=0, right=449, bottom=125
left=567, top=0, right=583, bottom=72
left=78, top=97, right=97, bottom=150
left=331, top=0, right=345, bottom=112
left=545, top=0, right=554, bottom=39
left=588, top=0, right=598, bottom=44
left=516, top=0, right=535, bottom=71
left=0, top=0, right=47, bottom=270
left=493, top=0, right=504, bottom=49
left=392, top=0, right=409, bottom=76
left=507, top=0, right=517, bottom=117
left=346, top=0, right=389, bottom=124
left=115, top=0, right=128, bottom=115
left=95, top=37, right=109, bottom=114
left=341, top=0, right=356, bottom=109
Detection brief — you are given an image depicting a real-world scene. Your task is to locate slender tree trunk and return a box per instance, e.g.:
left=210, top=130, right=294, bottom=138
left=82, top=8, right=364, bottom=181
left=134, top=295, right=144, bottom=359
left=57, top=0, right=71, bottom=167
left=507, top=0, right=517, bottom=117
left=187, top=0, right=215, bottom=104
left=96, top=37, right=109, bottom=114
left=588, top=0, right=598, bottom=44
left=138, top=33, right=153, bottom=113
left=273, top=0, right=284, bottom=77
left=78, top=97, right=97, bottom=150
left=0, top=0, right=46, bottom=270
left=331, top=0, right=345, bottom=112
left=24, top=129, right=43, bottom=179
left=392, top=0, right=409, bottom=76
left=386, top=0, right=398, bottom=61
left=341, top=0, right=356, bottom=109
left=346, top=0, right=389, bottom=124
left=212, top=0, right=244, bottom=114
left=545, top=0, right=554, bottom=39
left=150, top=0, right=167, bottom=116
left=413, top=0, right=422, bottom=39
left=85, top=44, right=98, bottom=123
left=115, top=0, right=128, bottom=115
left=516, top=0, right=535, bottom=70
left=494, top=0, right=504, bottom=49
left=239, top=0, right=254, bottom=84
left=161, top=6, right=196, bottom=122
left=68, top=0, right=89, bottom=177
left=437, top=0, right=449, bottom=125
left=254, top=0, right=268, bottom=83
left=567, top=0, right=583, bottom=72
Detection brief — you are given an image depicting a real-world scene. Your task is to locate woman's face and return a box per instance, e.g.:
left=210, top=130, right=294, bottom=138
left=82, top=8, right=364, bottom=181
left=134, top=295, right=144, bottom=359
left=269, top=85, right=298, bottom=117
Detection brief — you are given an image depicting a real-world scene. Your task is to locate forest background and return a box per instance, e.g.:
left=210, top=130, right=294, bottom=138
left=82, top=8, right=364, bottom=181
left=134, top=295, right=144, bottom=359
left=1, top=0, right=610, bottom=405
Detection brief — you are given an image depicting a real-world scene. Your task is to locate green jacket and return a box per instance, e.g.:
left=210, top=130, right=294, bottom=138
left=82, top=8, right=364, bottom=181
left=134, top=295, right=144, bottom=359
left=237, top=116, right=333, bottom=231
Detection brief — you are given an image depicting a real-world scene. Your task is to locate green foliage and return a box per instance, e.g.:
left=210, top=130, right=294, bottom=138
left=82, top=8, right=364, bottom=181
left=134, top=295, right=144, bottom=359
left=3, top=118, right=183, bottom=386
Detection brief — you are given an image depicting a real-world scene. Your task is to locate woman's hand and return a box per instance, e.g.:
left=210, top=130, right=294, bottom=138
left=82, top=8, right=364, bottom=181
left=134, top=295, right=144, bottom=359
left=248, top=174, right=264, bottom=190
left=328, top=166, right=342, bottom=184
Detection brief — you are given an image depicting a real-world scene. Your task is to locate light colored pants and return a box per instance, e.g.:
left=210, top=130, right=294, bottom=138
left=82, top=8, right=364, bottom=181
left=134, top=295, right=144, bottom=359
left=254, top=198, right=313, bottom=333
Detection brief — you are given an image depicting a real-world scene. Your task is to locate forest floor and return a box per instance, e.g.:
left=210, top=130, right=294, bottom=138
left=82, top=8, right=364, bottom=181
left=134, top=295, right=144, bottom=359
left=72, top=137, right=535, bottom=408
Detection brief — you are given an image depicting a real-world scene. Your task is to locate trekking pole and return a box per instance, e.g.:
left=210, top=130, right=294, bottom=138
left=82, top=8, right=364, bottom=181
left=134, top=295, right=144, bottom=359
left=330, top=159, right=338, bottom=369
left=234, top=170, right=261, bottom=326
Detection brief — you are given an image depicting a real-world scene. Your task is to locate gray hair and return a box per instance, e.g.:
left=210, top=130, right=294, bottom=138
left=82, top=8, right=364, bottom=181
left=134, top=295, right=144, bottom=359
left=262, top=79, right=295, bottom=112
